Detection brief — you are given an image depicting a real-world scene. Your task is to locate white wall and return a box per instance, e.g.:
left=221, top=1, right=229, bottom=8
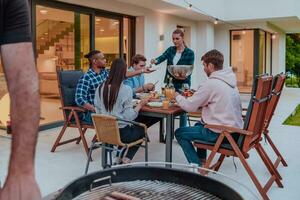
left=272, top=33, right=286, bottom=74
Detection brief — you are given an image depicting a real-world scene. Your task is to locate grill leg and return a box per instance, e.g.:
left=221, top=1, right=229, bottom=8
left=145, top=138, right=148, bottom=162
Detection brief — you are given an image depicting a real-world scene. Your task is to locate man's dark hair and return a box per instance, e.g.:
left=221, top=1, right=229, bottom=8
left=201, top=49, right=224, bottom=70
left=84, top=50, right=101, bottom=65
left=131, top=54, right=146, bottom=66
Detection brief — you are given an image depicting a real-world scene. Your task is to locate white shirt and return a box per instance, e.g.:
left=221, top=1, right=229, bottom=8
left=173, top=52, right=182, bottom=65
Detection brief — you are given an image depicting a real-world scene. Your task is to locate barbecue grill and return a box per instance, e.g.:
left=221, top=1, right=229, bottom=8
left=45, top=163, right=258, bottom=200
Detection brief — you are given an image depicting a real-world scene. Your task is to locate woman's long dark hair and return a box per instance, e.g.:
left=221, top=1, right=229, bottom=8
left=100, top=58, right=127, bottom=112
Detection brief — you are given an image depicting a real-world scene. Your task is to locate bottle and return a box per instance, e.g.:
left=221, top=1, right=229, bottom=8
left=168, top=77, right=174, bottom=89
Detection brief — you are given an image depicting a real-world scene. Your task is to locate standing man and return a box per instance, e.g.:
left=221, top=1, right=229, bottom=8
left=0, top=0, right=41, bottom=199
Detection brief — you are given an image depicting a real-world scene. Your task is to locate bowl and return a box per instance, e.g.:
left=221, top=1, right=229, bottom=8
left=167, top=65, right=194, bottom=80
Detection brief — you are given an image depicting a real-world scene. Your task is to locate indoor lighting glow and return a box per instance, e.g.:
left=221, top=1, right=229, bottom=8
left=272, top=34, right=276, bottom=39
left=242, top=30, right=246, bottom=35
left=40, top=9, right=48, bottom=14
left=96, top=18, right=101, bottom=22
left=100, top=29, right=105, bottom=32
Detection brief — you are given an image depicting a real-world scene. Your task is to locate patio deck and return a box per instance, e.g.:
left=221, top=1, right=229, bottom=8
left=0, top=87, right=300, bottom=199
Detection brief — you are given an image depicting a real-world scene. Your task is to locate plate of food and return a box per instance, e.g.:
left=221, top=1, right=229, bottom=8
left=147, top=102, right=163, bottom=107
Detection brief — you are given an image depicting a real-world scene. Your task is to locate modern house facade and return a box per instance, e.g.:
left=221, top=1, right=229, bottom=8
left=0, top=0, right=299, bottom=127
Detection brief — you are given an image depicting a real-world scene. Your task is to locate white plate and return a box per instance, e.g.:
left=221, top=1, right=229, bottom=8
left=147, top=102, right=163, bottom=107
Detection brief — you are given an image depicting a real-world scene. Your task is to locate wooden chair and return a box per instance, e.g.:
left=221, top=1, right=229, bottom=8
left=85, top=114, right=148, bottom=174
left=51, top=70, right=93, bottom=156
left=187, top=110, right=202, bottom=126
left=262, top=73, right=287, bottom=168
left=193, top=75, right=282, bottom=200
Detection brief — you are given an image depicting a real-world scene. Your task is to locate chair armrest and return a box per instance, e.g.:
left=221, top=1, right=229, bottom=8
left=116, top=117, right=147, bottom=135
left=204, top=124, right=253, bottom=135
left=61, top=106, right=86, bottom=112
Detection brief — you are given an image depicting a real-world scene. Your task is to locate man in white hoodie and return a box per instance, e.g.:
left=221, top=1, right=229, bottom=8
left=175, top=49, right=243, bottom=166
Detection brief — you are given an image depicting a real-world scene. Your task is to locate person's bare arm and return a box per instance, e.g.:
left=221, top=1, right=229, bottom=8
left=0, top=42, right=41, bottom=200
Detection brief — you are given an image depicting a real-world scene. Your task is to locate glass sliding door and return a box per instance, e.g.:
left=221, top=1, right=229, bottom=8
left=123, top=17, right=134, bottom=66
left=266, top=32, right=271, bottom=74
left=231, top=30, right=254, bottom=93
left=0, top=56, right=9, bottom=128
left=36, top=5, right=91, bottom=126
left=258, top=30, right=266, bottom=74
left=95, top=16, right=120, bottom=68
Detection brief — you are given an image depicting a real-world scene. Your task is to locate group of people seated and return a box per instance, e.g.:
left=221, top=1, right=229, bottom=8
left=75, top=28, right=243, bottom=166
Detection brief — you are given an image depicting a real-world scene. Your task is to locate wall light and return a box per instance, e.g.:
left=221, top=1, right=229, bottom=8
left=242, top=30, right=246, bottom=35
left=271, top=34, right=276, bottom=39
left=159, top=34, right=164, bottom=41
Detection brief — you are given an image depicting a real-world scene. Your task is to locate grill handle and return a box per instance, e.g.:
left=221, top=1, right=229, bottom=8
left=90, top=176, right=112, bottom=191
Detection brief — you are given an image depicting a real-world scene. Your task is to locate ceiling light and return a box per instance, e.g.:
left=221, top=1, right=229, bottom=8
left=214, top=19, right=218, bottom=25
left=100, top=29, right=105, bottom=32
left=187, top=4, right=192, bottom=10
left=96, top=18, right=101, bottom=22
left=242, top=30, right=246, bottom=35
left=272, top=34, right=276, bottom=39
left=40, top=9, right=48, bottom=14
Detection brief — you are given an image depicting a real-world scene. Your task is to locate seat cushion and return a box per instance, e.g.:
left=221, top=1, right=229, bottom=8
left=194, top=133, right=240, bottom=150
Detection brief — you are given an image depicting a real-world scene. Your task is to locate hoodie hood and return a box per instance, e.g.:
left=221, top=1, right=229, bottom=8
left=209, top=67, right=237, bottom=88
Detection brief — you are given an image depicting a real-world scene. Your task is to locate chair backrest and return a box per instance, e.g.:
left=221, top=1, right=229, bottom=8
left=91, top=114, right=124, bottom=146
left=241, top=75, right=273, bottom=152
left=57, top=70, right=83, bottom=120
left=264, top=73, right=286, bottom=130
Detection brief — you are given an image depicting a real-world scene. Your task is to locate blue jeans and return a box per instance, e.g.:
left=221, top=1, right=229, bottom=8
left=174, top=81, right=189, bottom=127
left=81, top=111, right=94, bottom=125
left=175, top=122, right=219, bottom=165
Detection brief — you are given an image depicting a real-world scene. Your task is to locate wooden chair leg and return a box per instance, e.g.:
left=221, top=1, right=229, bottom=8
left=226, top=133, right=270, bottom=200
left=201, top=134, right=225, bottom=175
left=265, top=132, right=288, bottom=167
left=256, top=145, right=283, bottom=189
left=74, top=114, right=89, bottom=155
left=51, top=122, right=68, bottom=152
left=258, top=143, right=282, bottom=180
left=76, top=128, right=87, bottom=144
left=214, top=154, right=225, bottom=171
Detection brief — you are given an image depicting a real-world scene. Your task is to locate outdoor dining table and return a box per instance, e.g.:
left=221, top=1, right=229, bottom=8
left=139, top=104, right=186, bottom=163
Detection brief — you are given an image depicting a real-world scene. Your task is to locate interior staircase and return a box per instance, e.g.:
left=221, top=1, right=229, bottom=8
left=36, top=20, right=74, bottom=55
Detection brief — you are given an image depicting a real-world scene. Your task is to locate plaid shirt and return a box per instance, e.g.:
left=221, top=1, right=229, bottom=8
left=155, top=46, right=195, bottom=84
left=75, top=68, right=109, bottom=106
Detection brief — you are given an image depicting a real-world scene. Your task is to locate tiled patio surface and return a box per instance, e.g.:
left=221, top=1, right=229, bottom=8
left=0, top=87, right=300, bottom=199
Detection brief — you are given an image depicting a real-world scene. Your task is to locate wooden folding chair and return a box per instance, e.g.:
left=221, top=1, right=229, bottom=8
left=187, top=110, right=202, bottom=126
left=262, top=73, right=287, bottom=168
left=51, top=70, right=93, bottom=156
left=193, top=75, right=282, bottom=200
left=85, top=114, right=148, bottom=174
